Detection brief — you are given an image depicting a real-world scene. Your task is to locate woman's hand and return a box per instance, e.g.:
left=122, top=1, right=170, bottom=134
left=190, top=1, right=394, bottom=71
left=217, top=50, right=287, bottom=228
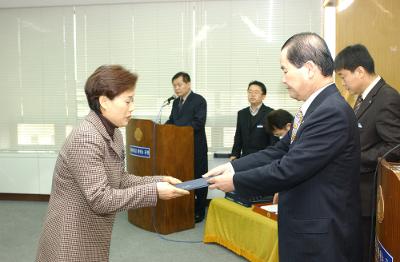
left=162, top=176, right=182, bottom=185
left=156, top=182, right=189, bottom=200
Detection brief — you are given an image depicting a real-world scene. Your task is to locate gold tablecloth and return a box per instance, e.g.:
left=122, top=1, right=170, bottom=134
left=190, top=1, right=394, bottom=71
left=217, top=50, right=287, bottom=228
left=203, top=198, right=278, bottom=262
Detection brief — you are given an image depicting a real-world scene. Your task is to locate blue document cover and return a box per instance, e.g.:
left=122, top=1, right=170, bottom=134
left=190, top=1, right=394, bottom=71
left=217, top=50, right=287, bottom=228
left=175, top=178, right=209, bottom=190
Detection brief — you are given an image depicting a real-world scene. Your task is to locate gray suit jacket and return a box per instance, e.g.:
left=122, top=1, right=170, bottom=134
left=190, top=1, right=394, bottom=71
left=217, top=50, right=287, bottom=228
left=36, top=111, right=162, bottom=262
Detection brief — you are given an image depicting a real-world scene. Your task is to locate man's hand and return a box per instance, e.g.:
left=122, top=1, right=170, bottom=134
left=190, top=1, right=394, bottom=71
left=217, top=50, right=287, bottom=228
left=203, top=162, right=235, bottom=192
left=156, top=182, right=189, bottom=200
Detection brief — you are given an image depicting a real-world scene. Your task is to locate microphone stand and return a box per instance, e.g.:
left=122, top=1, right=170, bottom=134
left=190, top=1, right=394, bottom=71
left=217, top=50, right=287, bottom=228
left=155, top=100, right=170, bottom=124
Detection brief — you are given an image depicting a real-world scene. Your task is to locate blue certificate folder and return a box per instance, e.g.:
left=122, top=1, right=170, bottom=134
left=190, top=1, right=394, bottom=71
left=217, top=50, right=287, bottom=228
left=175, top=178, right=209, bottom=190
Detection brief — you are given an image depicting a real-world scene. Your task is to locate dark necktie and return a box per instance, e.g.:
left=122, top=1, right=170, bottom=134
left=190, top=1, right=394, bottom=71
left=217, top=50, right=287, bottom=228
left=353, top=95, right=363, bottom=114
left=178, top=98, right=183, bottom=111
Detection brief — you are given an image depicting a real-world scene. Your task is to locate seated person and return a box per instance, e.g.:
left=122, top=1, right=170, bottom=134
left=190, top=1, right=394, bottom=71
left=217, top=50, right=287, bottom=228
left=225, top=110, right=293, bottom=206
left=265, top=109, right=294, bottom=139
left=265, top=109, right=294, bottom=204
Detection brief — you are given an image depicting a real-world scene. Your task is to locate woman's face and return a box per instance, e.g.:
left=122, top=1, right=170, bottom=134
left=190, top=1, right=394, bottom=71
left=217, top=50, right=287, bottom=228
left=101, top=87, right=135, bottom=127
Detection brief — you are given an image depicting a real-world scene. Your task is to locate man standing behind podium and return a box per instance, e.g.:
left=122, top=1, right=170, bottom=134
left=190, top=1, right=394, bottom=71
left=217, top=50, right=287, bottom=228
left=335, top=44, right=400, bottom=262
left=204, top=32, right=362, bottom=261
left=166, top=72, right=208, bottom=223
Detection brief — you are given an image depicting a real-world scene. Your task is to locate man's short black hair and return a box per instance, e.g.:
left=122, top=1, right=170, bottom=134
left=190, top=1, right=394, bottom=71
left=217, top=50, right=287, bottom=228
left=172, top=72, right=191, bottom=83
left=265, top=109, right=294, bottom=134
left=248, top=80, right=267, bottom=95
left=334, top=44, right=375, bottom=74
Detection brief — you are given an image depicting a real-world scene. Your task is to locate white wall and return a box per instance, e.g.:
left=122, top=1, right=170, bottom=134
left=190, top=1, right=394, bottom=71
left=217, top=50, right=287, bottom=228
left=0, top=152, right=56, bottom=194
left=0, top=151, right=226, bottom=198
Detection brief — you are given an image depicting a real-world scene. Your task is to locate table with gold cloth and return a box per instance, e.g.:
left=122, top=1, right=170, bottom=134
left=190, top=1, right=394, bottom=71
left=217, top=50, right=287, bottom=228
left=203, top=198, right=278, bottom=262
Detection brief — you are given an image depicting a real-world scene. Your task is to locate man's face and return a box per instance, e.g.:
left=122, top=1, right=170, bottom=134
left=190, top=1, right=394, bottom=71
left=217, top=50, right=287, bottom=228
left=247, top=84, right=266, bottom=106
left=336, top=69, right=363, bottom=95
left=172, top=76, right=191, bottom=98
left=280, top=48, right=309, bottom=101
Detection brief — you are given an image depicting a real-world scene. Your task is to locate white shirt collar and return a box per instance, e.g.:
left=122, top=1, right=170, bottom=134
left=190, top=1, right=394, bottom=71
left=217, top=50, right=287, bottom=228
left=180, top=90, right=192, bottom=103
left=361, top=76, right=381, bottom=100
left=249, top=103, right=263, bottom=116
left=301, top=82, right=333, bottom=116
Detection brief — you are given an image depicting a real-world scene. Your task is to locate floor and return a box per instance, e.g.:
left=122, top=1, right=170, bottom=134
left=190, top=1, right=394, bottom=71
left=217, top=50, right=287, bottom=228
left=0, top=200, right=246, bottom=262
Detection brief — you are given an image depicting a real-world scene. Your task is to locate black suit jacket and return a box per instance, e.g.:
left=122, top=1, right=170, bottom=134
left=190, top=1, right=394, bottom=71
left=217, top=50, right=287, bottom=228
left=356, top=78, right=400, bottom=215
left=166, top=92, right=208, bottom=178
left=232, top=84, right=362, bottom=261
left=231, top=104, right=278, bottom=158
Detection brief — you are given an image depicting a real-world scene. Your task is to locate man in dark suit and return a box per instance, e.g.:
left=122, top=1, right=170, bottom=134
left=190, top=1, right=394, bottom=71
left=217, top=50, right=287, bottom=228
left=230, top=81, right=278, bottom=161
left=205, top=32, right=362, bottom=261
left=335, top=44, right=400, bottom=262
left=166, top=72, right=208, bottom=223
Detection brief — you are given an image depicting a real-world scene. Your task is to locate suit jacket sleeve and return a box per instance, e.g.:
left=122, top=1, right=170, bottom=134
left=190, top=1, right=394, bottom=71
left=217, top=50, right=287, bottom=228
left=231, top=112, right=243, bottom=158
left=362, top=91, right=400, bottom=165
left=68, top=131, right=158, bottom=215
left=190, top=96, right=207, bottom=131
left=120, top=170, right=163, bottom=189
left=232, top=133, right=289, bottom=172
left=233, top=102, right=353, bottom=196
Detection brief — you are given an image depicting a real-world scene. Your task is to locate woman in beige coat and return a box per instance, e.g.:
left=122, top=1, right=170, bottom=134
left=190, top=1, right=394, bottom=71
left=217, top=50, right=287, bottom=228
left=36, top=65, right=189, bottom=262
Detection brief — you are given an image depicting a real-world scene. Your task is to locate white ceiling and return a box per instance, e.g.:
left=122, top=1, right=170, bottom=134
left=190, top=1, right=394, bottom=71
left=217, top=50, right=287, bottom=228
left=0, top=0, right=195, bottom=8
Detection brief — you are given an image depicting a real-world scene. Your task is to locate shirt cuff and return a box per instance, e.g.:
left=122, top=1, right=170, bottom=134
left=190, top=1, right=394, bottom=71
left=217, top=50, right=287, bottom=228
left=228, top=162, right=235, bottom=175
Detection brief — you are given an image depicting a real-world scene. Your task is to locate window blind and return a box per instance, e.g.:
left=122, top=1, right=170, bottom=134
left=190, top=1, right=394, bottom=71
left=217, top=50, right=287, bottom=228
left=0, top=0, right=322, bottom=154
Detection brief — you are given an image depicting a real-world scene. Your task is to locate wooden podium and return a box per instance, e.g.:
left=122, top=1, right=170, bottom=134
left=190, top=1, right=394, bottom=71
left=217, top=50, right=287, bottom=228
left=375, top=159, right=400, bottom=261
left=125, top=119, right=194, bottom=234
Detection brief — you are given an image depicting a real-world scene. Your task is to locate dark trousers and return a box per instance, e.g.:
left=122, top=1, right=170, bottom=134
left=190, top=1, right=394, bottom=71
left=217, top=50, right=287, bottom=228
left=362, top=216, right=374, bottom=262
left=194, top=187, right=208, bottom=217
left=360, top=172, right=376, bottom=262
left=194, top=153, right=208, bottom=217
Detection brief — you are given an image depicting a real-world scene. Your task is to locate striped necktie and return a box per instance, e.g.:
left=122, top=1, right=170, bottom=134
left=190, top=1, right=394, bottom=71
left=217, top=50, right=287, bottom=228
left=290, top=108, right=303, bottom=144
left=353, top=95, right=363, bottom=114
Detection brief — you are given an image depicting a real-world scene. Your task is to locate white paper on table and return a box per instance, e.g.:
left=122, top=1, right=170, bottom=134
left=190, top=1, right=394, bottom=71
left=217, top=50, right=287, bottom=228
left=260, top=204, right=278, bottom=214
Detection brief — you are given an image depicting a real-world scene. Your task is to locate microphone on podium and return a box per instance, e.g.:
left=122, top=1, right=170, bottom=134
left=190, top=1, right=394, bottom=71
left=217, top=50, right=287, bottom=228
left=164, top=95, right=178, bottom=105
left=156, top=95, right=177, bottom=124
